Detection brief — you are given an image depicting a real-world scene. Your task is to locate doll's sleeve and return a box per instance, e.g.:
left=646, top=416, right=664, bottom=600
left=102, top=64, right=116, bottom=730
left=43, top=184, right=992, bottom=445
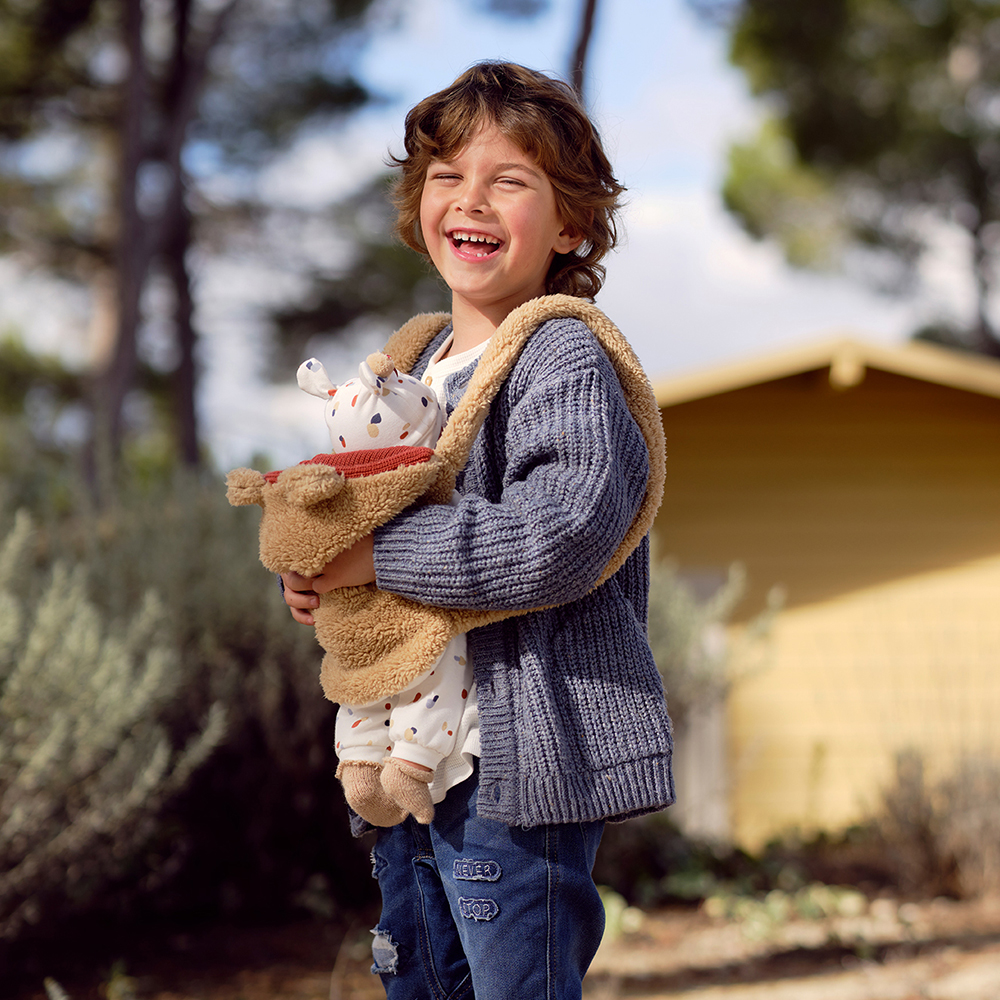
left=373, top=319, right=649, bottom=612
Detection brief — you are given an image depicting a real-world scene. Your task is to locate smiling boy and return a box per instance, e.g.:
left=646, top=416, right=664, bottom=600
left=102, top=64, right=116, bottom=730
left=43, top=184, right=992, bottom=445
left=281, top=62, right=673, bottom=1000
left=420, top=126, right=584, bottom=349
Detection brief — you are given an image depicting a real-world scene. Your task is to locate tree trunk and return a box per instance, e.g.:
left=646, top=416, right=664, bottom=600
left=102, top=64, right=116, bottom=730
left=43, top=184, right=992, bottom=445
left=95, top=0, right=151, bottom=469
left=93, top=0, right=232, bottom=472
left=167, top=202, right=200, bottom=465
left=971, top=223, right=1000, bottom=358
left=158, top=0, right=234, bottom=465
left=569, top=0, right=599, bottom=99
left=164, top=0, right=200, bottom=465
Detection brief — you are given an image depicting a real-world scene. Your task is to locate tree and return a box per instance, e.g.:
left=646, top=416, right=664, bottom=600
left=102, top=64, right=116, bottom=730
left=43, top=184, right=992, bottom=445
left=712, top=0, right=1000, bottom=356
left=0, top=0, right=377, bottom=470
left=0, top=513, right=225, bottom=943
left=569, top=0, right=600, bottom=99
left=267, top=175, right=452, bottom=376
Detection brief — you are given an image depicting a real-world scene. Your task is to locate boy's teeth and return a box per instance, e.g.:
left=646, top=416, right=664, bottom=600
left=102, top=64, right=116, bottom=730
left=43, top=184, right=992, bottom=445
left=454, top=233, right=499, bottom=244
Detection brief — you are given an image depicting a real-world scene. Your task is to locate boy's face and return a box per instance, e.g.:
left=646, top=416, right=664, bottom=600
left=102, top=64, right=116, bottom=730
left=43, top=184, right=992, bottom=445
left=419, top=124, right=582, bottom=325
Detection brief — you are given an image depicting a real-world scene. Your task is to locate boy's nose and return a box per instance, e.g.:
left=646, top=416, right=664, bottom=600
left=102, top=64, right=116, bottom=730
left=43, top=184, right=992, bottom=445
left=456, top=184, right=490, bottom=215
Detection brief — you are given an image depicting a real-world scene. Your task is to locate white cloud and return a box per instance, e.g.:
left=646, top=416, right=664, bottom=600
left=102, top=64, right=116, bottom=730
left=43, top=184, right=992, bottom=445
left=255, top=113, right=393, bottom=209
left=597, top=185, right=916, bottom=378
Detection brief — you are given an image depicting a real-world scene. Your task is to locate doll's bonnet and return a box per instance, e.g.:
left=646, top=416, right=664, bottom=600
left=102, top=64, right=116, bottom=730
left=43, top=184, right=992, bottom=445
left=298, top=352, right=445, bottom=453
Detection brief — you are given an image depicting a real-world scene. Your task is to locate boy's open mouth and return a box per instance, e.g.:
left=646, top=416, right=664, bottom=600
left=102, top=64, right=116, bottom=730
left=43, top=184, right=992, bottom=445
left=450, top=231, right=502, bottom=259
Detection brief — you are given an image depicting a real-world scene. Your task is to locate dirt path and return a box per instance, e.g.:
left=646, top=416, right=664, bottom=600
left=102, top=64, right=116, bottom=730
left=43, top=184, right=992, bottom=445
left=584, top=898, right=1000, bottom=999
left=15, top=897, right=1000, bottom=1000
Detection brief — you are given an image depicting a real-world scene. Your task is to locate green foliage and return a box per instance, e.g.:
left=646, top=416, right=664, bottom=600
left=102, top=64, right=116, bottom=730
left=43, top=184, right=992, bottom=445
left=0, top=333, right=85, bottom=416
left=0, top=511, right=226, bottom=941
left=703, top=881, right=868, bottom=941
left=193, top=0, right=376, bottom=164
left=0, top=0, right=384, bottom=463
left=268, top=175, right=450, bottom=375
left=593, top=808, right=766, bottom=908
left=43, top=977, right=70, bottom=1000
left=0, top=442, right=377, bottom=957
left=723, top=118, right=847, bottom=268
left=720, top=0, right=1000, bottom=351
left=596, top=885, right=644, bottom=942
left=647, top=557, right=782, bottom=725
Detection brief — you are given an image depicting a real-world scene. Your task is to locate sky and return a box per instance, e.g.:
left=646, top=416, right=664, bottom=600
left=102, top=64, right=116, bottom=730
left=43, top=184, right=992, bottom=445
left=2, top=0, right=977, bottom=468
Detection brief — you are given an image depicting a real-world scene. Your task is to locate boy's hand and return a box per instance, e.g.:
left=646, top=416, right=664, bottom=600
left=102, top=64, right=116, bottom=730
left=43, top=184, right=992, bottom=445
left=281, top=534, right=376, bottom=626
left=281, top=574, right=320, bottom=625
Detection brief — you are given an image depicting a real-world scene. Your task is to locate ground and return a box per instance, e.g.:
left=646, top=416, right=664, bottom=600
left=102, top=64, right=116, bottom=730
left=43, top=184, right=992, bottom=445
left=13, top=896, right=1000, bottom=1000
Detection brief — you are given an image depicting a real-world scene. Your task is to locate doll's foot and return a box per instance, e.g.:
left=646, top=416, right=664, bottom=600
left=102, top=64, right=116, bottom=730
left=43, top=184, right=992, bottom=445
left=381, top=758, right=435, bottom=824
left=337, top=761, right=407, bottom=827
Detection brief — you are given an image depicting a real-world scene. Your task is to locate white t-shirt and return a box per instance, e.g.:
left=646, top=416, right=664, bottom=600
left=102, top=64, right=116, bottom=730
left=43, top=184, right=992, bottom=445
left=419, top=333, right=488, bottom=799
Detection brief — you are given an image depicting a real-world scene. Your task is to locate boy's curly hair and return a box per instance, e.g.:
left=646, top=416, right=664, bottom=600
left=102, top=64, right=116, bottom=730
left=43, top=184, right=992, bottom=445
left=391, top=61, right=626, bottom=301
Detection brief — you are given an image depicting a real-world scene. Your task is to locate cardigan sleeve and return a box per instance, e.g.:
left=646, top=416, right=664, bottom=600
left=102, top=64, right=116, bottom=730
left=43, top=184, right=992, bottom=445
left=372, top=318, right=650, bottom=611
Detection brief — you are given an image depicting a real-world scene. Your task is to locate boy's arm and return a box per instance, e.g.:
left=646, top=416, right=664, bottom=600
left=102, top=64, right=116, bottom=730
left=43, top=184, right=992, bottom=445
left=373, top=320, right=650, bottom=612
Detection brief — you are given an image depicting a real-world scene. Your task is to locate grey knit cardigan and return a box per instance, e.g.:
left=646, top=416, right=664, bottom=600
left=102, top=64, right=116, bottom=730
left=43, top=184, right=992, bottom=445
left=372, top=312, right=675, bottom=830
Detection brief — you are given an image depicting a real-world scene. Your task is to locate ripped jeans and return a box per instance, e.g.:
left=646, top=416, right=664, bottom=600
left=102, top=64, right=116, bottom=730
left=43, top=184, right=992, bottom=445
left=369, top=767, right=605, bottom=999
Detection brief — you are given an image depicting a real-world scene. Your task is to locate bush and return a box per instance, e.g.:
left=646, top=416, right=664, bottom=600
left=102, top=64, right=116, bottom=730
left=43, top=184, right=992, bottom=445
left=0, top=512, right=224, bottom=941
left=879, top=749, right=1000, bottom=899
left=0, top=458, right=378, bottom=959
left=647, top=557, right=782, bottom=728
left=57, top=470, right=378, bottom=921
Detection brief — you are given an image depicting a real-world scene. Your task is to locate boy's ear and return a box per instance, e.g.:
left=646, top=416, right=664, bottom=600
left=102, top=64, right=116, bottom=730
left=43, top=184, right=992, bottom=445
left=555, top=210, right=591, bottom=254
left=554, top=223, right=585, bottom=255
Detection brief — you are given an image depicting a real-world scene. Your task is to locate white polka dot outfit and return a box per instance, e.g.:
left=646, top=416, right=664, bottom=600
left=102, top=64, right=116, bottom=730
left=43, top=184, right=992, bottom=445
left=302, top=338, right=488, bottom=801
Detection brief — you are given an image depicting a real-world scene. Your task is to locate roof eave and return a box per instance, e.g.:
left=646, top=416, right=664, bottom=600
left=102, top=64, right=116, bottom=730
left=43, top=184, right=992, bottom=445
left=654, top=335, right=1000, bottom=407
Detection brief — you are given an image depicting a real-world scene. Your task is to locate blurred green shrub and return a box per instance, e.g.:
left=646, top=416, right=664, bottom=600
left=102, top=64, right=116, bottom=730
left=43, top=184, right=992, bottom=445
left=65, top=471, right=376, bottom=917
left=703, top=882, right=867, bottom=942
left=0, top=440, right=377, bottom=960
left=594, top=808, right=764, bottom=909
left=0, top=512, right=224, bottom=941
left=647, top=557, right=782, bottom=727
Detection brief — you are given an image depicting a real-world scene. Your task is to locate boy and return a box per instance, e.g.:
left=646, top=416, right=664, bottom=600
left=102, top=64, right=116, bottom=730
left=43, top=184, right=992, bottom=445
left=282, top=62, right=673, bottom=1000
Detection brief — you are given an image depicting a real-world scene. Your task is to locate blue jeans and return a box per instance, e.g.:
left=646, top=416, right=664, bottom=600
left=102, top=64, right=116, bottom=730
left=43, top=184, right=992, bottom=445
left=369, top=768, right=606, bottom=999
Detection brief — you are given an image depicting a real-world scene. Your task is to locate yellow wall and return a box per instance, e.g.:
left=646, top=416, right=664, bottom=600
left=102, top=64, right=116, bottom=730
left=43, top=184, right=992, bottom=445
left=728, top=555, right=1000, bottom=849
left=654, top=365, right=1000, bottom=847
left=655, top=367, right=1000, bottom=621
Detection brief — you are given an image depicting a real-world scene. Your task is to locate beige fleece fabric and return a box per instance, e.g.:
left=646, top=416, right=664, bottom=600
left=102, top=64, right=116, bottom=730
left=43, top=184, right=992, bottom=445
left=227, top=294, right=666, bottom=706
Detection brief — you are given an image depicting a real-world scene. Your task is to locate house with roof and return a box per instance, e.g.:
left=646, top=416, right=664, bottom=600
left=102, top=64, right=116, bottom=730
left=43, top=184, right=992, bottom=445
left=651, top=337, right=1000, bottom=849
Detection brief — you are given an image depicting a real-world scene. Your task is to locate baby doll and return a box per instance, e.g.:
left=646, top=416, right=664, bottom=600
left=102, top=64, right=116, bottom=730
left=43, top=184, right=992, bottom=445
left=296, top=351, right=444, bottom=456
left=294, top=352, right=470, bottom=826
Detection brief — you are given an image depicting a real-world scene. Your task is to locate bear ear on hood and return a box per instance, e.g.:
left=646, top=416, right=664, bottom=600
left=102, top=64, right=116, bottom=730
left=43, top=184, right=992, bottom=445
left=226, top=468, right=267, bottom=507
left=274, top=463, right=346, bottom=507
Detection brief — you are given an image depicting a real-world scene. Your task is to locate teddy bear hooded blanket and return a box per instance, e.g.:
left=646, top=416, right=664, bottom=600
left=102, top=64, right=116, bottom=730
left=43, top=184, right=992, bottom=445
left=226, top=295, right=667, bottom=708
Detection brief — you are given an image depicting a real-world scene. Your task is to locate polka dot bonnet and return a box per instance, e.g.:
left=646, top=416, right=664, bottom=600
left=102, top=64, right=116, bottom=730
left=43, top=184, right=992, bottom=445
left=297, top=352, right=446, bottom=454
